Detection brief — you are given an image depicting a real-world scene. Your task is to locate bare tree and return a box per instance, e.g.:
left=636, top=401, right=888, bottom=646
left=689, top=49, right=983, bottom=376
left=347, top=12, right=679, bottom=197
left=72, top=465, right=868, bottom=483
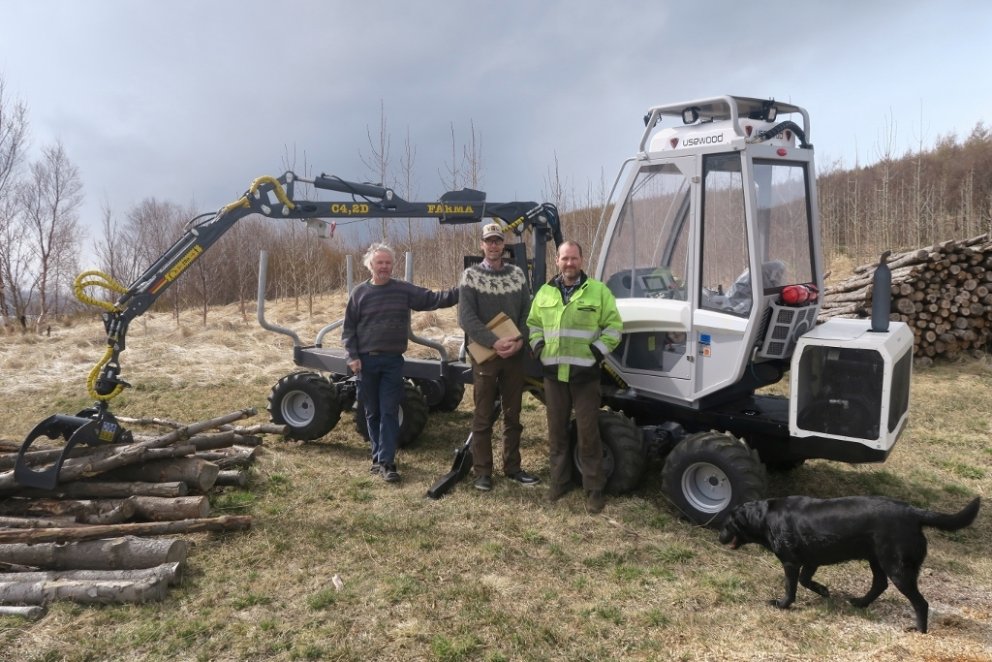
left=121, top=198, right=189, bottom=322
left=462, top=119, right=483, bottom=189
left=0, top=195, right=36, bottom=324
left=94, top=200, right=146, bottom=302
left=360, top=100, right=392, bottom=241
left=0, top=77, right=30, bottom=325
left=439, top=122, right=460, bottom=191
left=17, top=141, right=83, bottom=330
left=399, top=125, right=418, bottom=247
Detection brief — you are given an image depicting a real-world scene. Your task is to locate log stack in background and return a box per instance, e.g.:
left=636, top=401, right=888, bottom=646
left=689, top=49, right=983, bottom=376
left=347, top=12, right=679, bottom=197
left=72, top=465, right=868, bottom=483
left=820, top=233, right=992, bottom=364
left=0, top=408, right=285, bottom=614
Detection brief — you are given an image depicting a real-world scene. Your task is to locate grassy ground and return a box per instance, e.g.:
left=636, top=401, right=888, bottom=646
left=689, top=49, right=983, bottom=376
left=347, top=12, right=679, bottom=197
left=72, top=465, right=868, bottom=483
left=0, top=295, right=990, bottom=661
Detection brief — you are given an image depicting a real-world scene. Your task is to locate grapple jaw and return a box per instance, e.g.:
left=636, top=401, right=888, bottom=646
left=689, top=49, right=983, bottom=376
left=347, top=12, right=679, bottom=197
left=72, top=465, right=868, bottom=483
left=13, top=409, right=131, bottom=490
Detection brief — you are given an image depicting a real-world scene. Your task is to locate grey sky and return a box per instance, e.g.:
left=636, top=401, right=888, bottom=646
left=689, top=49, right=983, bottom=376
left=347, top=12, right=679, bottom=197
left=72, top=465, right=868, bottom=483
left=1, top=1, right=990, bottom=267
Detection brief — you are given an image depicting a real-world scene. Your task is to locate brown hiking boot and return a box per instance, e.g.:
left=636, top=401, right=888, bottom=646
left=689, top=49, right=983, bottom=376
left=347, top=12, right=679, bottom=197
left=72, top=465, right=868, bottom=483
left=586, top=490, right=605, bottom=514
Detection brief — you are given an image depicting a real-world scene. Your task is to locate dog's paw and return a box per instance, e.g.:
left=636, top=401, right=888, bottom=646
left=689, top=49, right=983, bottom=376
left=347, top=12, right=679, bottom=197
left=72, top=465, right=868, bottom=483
left=770, top=598, right=793, bottom=609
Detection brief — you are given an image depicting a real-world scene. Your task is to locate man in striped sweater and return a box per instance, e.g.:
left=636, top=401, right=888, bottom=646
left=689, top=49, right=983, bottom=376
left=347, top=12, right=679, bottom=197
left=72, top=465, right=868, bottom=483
left=343, top=242, right=459, bottom=483
left=459, top=223, right=540, bottom=492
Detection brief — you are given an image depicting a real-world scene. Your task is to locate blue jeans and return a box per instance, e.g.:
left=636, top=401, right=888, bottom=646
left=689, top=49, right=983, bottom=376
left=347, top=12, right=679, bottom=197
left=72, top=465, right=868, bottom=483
left=358, top=353, right=405, bottom=465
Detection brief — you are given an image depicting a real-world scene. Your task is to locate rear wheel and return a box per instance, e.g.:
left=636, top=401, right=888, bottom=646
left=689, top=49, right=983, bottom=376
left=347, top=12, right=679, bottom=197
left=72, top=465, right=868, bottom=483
left=415, top=377, right=465, bottom=412
left=268, top=372, right=341, bottom=440
left=355, top=381, right=430, bottom=448
left=661, top=431, right=767, bottom=528
left=570, top=410, right=646, bottom=494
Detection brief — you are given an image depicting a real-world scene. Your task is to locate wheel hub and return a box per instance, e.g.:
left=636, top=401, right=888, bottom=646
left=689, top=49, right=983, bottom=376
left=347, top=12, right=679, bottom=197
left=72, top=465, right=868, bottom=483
left=281, top=391, right=316, bottom=427
left=681, top=461, right=732, bottom=513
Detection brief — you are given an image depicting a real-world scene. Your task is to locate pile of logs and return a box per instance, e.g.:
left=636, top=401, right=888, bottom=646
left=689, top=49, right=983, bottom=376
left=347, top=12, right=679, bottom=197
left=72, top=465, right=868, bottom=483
left=0, top=408, right=285, bottom=616
left=820, top=233, right=992, bottom=362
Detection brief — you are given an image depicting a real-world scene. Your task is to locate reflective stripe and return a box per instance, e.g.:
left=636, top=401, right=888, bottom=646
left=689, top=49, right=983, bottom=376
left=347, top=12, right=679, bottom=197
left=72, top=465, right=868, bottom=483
left=539, top=356, right=597, bottom=367
left=600, top=328, right=622, bottom=341
left=541, top=328, right=598, bottom=341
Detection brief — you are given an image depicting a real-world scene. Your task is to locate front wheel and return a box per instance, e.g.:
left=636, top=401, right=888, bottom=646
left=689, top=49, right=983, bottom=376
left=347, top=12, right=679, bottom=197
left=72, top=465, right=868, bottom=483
left=570, top=410, right=646, bottom=494
left=354, top=381, right=429, bottom=448
left=268, top=372, right=342, bottom=440
left=661, top=431, right=767, bottom=528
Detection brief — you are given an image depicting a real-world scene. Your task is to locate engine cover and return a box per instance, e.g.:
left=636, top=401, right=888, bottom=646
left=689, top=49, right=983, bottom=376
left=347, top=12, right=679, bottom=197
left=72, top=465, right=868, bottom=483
left=789, top=317, right=913, bottom=454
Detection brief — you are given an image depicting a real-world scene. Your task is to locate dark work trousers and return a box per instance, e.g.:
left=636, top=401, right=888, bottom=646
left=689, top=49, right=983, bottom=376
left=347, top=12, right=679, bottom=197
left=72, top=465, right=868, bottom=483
left=357, top=352, right=405, bottom=466
left=543, top=377, right=604, bottom=492
left=470, top=351, right=525, bottom=477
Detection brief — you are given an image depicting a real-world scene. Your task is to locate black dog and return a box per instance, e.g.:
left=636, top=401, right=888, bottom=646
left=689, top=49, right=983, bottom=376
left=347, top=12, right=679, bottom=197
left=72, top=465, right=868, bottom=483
left=718, top=495, right=980, bottom=632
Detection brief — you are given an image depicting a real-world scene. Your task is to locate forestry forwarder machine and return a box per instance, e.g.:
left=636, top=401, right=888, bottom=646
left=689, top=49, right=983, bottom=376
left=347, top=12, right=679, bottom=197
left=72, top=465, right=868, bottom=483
left=12, top=172, right=562, bottom=491
left=15, top=95, right=914, bottom=528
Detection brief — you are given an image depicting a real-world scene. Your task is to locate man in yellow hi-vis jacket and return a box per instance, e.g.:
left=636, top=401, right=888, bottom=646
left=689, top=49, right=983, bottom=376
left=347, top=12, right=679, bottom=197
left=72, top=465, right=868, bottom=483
left=527, top=241, right=622, bottom=514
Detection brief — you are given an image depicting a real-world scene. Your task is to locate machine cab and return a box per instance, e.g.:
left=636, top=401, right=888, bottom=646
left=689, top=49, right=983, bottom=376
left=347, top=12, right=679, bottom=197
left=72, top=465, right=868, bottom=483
left=595, top=96, right=823, bottom=406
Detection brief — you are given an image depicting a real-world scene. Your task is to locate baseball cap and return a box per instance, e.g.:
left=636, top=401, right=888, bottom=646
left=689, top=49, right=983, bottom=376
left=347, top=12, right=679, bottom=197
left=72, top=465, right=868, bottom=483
left=481, top=223, right=504, bottom=241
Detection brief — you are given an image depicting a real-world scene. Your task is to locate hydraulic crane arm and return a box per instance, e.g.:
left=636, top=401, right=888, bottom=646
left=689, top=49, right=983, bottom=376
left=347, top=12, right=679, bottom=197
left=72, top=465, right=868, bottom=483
left=111, top=171, right=558, bottom=350
left=14, top=170, right=560, bottom=489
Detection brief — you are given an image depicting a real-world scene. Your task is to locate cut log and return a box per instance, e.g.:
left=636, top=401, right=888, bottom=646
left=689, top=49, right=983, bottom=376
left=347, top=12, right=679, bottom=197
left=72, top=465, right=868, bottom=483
left=0, top=515, right=252, bottom=544
left=895, top=298, right=917, bottom=315
left=0, top=562, right=181, bottom=604
left=195, top=445, right=258, bottom=469
left=0, top=496, right=208, bottom=523
left=214, top=470, right=248, bottom=487
left=0, top=515, right=79, bottom=528
left=117, top=415, right=283, bottom=439
left=132, top=496, right=210, bottom=521
left=0, top=445, right=93, bottom=472
left=0, top=536, right=189, bottom=570
left=101, top=458, right=219, bottom=493
left=0, top=605, right=46, bottom=619
left=0, top=444, right=192, bottom=494
left=1, top=562, right=182, bottom=587
left=0, top=498, right=136, bottom=525
left=16, top=481, right=188, bottom=499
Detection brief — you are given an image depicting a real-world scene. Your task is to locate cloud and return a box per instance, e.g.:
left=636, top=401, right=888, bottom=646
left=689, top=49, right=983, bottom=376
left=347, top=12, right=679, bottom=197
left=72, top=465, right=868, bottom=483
left=1, top=0, right=990, bottom=266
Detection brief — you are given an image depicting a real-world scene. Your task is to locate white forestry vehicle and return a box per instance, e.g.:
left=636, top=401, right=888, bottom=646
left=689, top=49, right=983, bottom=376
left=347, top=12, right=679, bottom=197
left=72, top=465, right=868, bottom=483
left=587, top=95, right=914, bottom=524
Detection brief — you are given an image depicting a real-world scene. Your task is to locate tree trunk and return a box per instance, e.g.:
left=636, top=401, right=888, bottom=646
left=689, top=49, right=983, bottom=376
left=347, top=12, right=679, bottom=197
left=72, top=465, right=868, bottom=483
left=0, top=515, right=252, bottom=544
left=100, top=458, right=219, bottom=493
left=0, top=605, right=46, bottom=619
left=0, top=515, right=79, bottom=528
left=0, top=562, right=181, bottom=604
left=16, top=481, right=189, bottom=499
left=195, top=445, right=258, bottom=469
left=0, top=536, right=188, bottom=570
left=132, top=496, right=210, bottom=521
left=214, top=470, right=248, bottom=487
left=0, top=496, right=208, bottom=523
left=0, top=497, right=137, bottom=524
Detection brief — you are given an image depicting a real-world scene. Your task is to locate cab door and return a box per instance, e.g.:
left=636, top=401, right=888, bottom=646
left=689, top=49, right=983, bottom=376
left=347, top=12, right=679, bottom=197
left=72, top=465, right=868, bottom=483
left=598, top=158, right=695, bottom=401
left=691, top=152, right=757, bottom=398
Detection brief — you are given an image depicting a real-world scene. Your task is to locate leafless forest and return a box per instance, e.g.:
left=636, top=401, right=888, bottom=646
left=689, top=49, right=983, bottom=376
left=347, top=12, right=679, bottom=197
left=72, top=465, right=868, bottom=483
left=2, top=77, right=990, bottom=329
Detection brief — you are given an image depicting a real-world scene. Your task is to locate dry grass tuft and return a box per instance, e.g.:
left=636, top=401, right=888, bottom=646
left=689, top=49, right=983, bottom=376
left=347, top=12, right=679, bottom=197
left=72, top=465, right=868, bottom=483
left=0, top=292, right=990, bottom=661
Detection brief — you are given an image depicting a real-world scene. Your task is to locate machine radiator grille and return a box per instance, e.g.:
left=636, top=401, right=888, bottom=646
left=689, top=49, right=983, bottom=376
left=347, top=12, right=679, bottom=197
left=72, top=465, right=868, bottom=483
left=756, top=302, right=819, bottom=360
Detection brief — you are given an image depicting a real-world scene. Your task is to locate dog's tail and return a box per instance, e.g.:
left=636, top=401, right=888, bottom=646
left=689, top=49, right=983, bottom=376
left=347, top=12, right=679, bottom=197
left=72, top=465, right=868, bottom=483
left=917, top=496, right=981, bottom=531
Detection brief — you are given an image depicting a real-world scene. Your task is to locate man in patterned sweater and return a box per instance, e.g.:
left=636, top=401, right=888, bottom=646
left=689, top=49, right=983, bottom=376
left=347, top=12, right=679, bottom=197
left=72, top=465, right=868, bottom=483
left=459, top=222, right=540, bottom=491
left=343, top=242, right=459, bottom=483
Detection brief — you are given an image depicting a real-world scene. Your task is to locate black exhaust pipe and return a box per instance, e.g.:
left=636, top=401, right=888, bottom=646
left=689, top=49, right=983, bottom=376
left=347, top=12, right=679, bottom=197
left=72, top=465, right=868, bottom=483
left=870, top=250, right=892, bottom=333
